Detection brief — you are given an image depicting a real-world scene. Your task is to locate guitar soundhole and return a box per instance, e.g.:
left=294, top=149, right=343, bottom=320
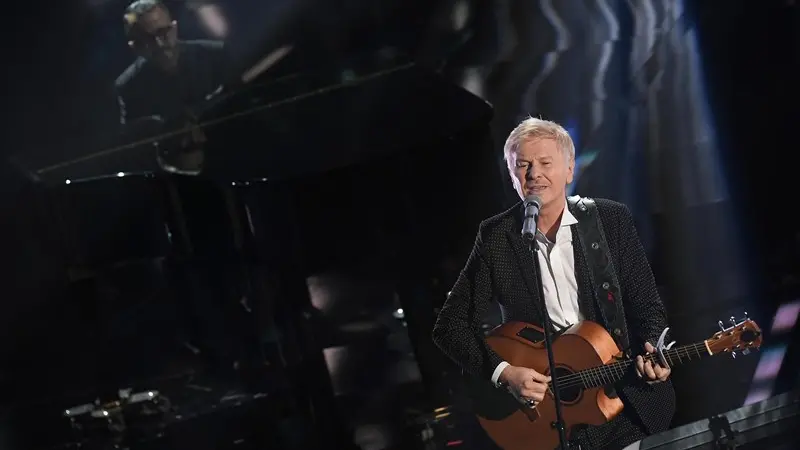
left=553, top=366, right=582, bottom=404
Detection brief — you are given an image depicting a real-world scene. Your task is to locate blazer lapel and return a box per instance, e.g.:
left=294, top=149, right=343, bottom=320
left=505, top=228, right=547, bottom=329
left=570, top=220, right=600, bottom=324
left=504, top=202, right=599, bottom=328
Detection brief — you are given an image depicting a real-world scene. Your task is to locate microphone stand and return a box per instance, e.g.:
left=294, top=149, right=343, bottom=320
left=524, top=232, right=571, bottom=450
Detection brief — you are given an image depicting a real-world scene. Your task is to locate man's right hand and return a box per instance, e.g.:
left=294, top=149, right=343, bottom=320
left=499, top=365, right=551, bottom=407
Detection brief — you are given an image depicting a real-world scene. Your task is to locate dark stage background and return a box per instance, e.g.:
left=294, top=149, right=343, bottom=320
left=1, top=0, right=798, bottom=449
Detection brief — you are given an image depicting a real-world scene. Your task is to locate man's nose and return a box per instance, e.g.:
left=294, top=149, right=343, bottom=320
left=525, top=166, right=538, bottom=180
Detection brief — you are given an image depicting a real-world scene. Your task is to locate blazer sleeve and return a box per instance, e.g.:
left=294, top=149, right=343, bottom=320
left=617, top=204, right=670, bottom=348
left=115, top=85, right=145, bottom=127
left=616, top=204, right=676, bottom=434
left=432, top=224, right=505, bottom=380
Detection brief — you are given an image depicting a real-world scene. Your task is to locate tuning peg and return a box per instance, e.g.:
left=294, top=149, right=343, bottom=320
left=718, top=320, right=725, bottom=331
left=731, top=351, right=737, bottom=359
left=730, top=316, right=737, bottom=327
left=742, top=348, right=751, bottom=356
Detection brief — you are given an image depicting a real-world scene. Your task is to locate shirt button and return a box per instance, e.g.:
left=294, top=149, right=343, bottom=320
left=602, top=282, right=610, bottom=289
left=591, top=242, right=600, bottom=250
left=613, top=328, right=622, bottom=336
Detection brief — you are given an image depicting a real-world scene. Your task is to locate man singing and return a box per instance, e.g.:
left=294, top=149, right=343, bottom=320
left=432, top=118, right=675, bottom=449
left=114, top=0, right=230, bottom=173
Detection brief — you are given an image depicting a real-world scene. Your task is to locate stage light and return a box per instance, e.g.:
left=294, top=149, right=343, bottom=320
left=451, top=0, right=470, bottom=31
left=770, top=300, right=800, bottom=334
left=194, top=3, right=228, bottom=38
left=743, top=299, right=800, bottom=405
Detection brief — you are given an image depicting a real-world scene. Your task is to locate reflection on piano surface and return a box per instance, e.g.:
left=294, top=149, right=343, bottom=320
left=1, top=55, right=505, bottom=449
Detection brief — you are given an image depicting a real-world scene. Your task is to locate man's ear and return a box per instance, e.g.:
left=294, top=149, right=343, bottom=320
left=566, top=157, right=575, bottom=185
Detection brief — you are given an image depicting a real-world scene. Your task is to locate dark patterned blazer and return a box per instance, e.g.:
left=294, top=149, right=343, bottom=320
left=432, top=198, right=675, bottom=444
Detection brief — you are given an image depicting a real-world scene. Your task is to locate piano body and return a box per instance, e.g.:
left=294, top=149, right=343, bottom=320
left=0, top=57, right=507, bottom=450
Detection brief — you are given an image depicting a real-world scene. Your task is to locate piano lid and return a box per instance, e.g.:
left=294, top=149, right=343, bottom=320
left=30, top=53, right=493, bottom=184
left=198, top=58, right=493, bottom=182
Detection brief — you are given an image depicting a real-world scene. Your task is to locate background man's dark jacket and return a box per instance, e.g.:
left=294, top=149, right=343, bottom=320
left=115, top=40, right=230, bottom=125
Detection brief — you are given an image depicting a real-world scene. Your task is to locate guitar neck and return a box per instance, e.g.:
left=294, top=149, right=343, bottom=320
left=565, top=341, right=711, bottom=389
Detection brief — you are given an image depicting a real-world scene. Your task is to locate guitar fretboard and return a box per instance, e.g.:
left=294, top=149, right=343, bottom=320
left=553, top=342, right=709, bottom=390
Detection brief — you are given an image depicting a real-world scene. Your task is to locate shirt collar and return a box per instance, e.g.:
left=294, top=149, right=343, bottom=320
left=561, top=206, right=578, bottom=227
left=534, top=200, right=577, bottom=245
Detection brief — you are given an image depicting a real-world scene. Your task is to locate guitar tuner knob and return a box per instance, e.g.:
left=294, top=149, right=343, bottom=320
left=718, top=320, right=725, bottom=331
left=730, top=316, right=737, bottom=326
left=742, top=348, right=751, bottom=356
left=731, top=351, right=737, bottom=359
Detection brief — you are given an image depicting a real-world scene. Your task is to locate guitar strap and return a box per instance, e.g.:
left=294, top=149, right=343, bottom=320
left=567, top=195, right=630, bottom=353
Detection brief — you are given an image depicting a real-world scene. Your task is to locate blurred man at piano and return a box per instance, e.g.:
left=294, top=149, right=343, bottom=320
left=114, top=0, right=231, bottom=174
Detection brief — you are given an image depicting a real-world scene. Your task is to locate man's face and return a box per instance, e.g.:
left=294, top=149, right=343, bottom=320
left=509, top=138, right=574, bottom=207
left=128, top=6, right=179, bottom=70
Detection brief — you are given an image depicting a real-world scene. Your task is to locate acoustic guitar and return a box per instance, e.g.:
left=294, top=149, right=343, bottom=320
left=469, top=316, right=762, bottom=450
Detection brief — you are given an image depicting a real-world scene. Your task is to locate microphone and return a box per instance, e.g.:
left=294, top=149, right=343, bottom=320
left=521, top=195, right=542, bottom=241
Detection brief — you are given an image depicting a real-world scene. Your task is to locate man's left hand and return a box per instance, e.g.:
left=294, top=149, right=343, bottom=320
left=635, top=342, right=671, bottom=384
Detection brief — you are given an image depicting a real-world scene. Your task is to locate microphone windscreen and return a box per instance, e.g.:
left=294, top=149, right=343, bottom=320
left=524, top=195, right=542, bottom=209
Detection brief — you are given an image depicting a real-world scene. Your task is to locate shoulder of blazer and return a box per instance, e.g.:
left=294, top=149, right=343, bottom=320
left=475, top=198, right=633, bottom=242
left=478, top=202, right=521, bottom=241
left=592, top=197, right=629, bottom=218
left=592, top=198, right=634, bottom=234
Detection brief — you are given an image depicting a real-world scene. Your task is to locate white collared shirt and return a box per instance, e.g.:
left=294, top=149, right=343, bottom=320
left=491, top=205, right=584, bottom=385
left=534, top=207, right=582, bottom=330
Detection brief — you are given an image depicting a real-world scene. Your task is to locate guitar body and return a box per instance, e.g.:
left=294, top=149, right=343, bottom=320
left=472, top=321, right=624, bottom=450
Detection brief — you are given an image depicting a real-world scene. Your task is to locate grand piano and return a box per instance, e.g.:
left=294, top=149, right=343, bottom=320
left=0, top=48, right=507, bottom=450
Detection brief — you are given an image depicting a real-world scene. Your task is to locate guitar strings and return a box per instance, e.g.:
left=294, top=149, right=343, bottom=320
left=555, top=343, right=706, bottom=389
left=544, top=342, right=708, bottom=390
left=560, top=342, right=708, bottom=389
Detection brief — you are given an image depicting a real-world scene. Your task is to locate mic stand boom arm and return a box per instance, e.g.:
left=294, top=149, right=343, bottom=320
left=525, top=236, right=571, bottom=450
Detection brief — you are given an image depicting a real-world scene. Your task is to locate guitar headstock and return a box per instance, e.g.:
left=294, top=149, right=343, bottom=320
left=707, top=313, right=763, bottom=357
